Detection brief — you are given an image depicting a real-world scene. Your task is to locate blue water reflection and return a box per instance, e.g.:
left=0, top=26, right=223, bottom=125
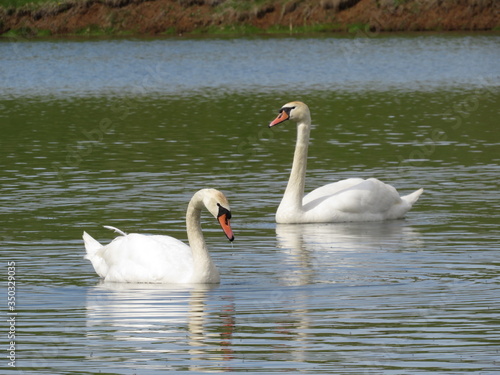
left=1, top=36, right=498, bottom=97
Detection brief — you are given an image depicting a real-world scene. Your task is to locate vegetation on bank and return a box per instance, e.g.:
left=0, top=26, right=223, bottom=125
left=1, top=0, right=498, bottom=38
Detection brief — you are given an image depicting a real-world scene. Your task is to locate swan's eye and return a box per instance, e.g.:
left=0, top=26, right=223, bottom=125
left=217, top=204, right=231, bottom=220
left=280, top=106, right=295, bottom=115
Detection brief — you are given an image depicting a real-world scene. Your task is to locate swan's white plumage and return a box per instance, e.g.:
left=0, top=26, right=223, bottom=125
left=85, top=233, right=194, bottom=283
left=269, top=101, right=423, bottom=224
left=103, top=225, right=127, bottom=236
left=83, top=189, right=234, bottom=284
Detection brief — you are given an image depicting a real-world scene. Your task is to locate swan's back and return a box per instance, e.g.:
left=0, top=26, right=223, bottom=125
left=302, top=178, right=367, bottom=208
left=297, top=178, right=423, bottom=222
left=84, top=232, right=194, bottom=283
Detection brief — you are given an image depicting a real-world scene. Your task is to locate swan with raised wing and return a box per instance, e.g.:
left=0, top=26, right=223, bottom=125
left=269, top=101, right=423, bottom=224
left=83, top=188, right=234, bottom=284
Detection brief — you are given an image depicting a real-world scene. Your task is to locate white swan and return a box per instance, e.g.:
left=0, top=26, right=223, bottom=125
left=83, top=188, right=234, bottom=284
left=269, top=101, right=423, bottom=224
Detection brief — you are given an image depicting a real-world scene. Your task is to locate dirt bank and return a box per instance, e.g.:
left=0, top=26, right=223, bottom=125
left=1, top=0, right=499, bottom=37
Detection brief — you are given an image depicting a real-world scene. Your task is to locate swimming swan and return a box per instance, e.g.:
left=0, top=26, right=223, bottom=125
left=83, top=188, right=234, bottom=283
left=269, top=101, right=423, bottom=224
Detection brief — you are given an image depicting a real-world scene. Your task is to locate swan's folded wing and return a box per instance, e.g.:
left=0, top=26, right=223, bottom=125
left=334, top=178, right=401, bottom=214
left=102, top=234, right=194, bottom=283
left=302, top=178, right=366, bottom=210
left=303, top=178, right=402, bottom=218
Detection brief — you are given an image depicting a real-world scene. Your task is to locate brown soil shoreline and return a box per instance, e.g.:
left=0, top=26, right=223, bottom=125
left=1, top=0, right=499, bottom=38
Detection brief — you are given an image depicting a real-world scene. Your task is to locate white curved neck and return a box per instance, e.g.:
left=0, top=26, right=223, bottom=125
left=186, top=192, right=219, bottom=283
left=280, top=121, right=310, bottom=214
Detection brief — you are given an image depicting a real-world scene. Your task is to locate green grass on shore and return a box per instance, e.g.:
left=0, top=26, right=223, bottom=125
left=1, top=0, right=498, bottom=38
left=2, top=0, right=498, bottom=11
left=1, top=0, right=59, bottom=7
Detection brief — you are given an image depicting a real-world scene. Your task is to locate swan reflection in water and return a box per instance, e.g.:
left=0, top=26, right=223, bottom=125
left=85, top=282, right=235, bottom=370
left=275, top=221, right=423, bottom=286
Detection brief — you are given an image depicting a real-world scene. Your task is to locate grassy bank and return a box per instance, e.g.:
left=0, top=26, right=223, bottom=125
left=1, top=0, right=499, bottom=38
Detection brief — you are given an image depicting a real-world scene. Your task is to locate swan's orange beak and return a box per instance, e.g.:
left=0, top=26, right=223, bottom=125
left=218, top=213, right=234, bottom=242
left=269, top=110, right=289, bottom=127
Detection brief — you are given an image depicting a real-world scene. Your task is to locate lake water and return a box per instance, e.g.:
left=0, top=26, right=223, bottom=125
left=1, top=34, right=499, bottom=374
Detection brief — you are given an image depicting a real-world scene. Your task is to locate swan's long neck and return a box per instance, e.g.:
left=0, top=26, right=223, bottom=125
left=186, top=193, right=219, bottom=283
left=281, top=121, right=310, bottom=213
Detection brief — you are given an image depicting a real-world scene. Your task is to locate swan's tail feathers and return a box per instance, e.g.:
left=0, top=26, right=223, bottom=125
left=83, top=231, right=102, bottom=260
left=82, top=231, right=109, bottom=279
left=103, top=225, right=127, bottom=236
left=402, top=188, right=424, bottom=206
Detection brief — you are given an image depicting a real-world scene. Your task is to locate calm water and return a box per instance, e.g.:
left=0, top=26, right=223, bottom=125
left=1, top=35, right=499, bottom=374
